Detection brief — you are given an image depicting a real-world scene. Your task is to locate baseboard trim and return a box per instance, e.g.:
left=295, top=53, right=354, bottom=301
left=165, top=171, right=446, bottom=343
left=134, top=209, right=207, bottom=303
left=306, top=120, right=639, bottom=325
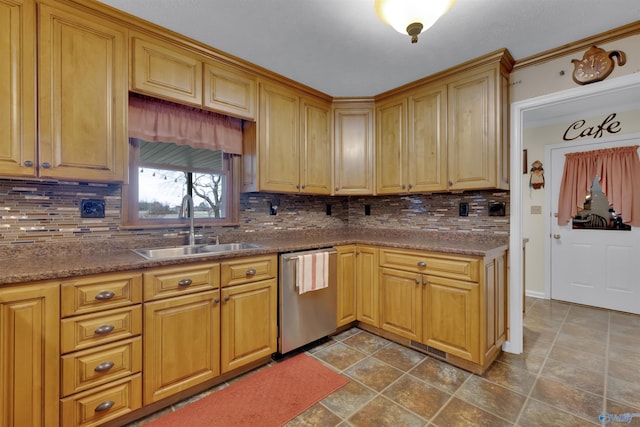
left=525, top=290, right=546, bottom=299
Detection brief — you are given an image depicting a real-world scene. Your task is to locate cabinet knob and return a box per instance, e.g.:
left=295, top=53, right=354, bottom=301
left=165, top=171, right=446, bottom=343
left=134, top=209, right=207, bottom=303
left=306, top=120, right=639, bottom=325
left=24, top=160, right=34, bottom=167
left=95, top=291, right=115, bottom=301
left=415, top=278, right=420, bottom=284
left=224, top=295, right=231, bottom=302
left=422, top=280, right=427, bottom=286
left=95, top=400, right=115, bottom=413
left=301, top=185, right=305, bottom=189
left=408, top=184, right=413, bottom=190
left=94, top=361, right=115, bottom=373
left=335, top=187, right=339, bottom=191
left=214, top=297, right=220, bottom=303
left=417, top=261, right=427, bottom=267
left=94, top=324, right=115, bottom=335
left=402, top=185, right=406, bottom=189
left=448, top=180, right=453, bottom=186
left=41, top=162, right=51, bottom=169
left=246, top=269, right=257, bottom=276
left=178, top=278, right=193, bottom=286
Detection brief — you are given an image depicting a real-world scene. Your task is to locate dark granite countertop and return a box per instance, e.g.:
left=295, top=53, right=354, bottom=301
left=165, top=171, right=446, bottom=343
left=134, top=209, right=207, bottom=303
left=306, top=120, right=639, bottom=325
left=0, top=229, right=508, bottom=286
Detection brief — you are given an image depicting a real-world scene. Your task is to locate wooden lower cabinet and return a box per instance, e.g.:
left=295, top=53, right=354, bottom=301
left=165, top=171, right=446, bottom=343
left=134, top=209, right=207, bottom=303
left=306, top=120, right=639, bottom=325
left=220, top=278, right=277, bottom=373
left=373, top=247, right=507, bottom=373
left=423, top=275, right=480, bottom=362
left=355, top=246, right=379, bottom=327
left=0, top=281, right=59, bottom=427
left=379, top=267, right=422, bottom=341
left=335, top=245, right=357, bottom=327
left=143, top=290, right=221, bottom=404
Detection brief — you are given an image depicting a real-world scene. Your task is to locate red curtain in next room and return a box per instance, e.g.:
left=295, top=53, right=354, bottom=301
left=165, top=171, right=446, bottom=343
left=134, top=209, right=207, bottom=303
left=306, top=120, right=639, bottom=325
left=557, top=145, right=640, bottom=226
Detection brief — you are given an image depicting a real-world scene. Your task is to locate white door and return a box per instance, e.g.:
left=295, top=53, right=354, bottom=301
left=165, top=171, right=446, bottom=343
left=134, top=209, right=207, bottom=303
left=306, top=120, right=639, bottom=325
left=548, top=137, right=640, bottom=314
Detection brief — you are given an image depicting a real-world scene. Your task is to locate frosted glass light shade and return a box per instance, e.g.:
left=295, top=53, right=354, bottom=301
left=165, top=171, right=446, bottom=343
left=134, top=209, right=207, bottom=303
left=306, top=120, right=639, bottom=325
left=374, top=0, right=456, bottom=43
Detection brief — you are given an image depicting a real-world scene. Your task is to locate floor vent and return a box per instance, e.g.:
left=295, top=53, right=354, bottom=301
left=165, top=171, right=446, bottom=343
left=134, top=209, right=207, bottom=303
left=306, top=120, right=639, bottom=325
left=427, top=346, right=447, bottom=358
left=410, top=340, right=447, bottom=358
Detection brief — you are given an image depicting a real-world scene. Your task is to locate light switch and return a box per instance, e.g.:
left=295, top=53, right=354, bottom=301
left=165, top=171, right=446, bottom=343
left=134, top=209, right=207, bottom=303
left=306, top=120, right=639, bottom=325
left=530, top=205, right=542, bottom=215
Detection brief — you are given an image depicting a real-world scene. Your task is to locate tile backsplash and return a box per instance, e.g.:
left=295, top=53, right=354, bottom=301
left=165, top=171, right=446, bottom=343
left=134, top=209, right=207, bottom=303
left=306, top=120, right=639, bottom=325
left=0, top=179, right=508, bottom=247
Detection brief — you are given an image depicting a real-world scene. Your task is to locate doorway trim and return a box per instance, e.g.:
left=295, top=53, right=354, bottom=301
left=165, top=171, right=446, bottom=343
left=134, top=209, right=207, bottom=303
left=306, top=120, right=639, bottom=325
left=507, top=72, right=640, bottom=354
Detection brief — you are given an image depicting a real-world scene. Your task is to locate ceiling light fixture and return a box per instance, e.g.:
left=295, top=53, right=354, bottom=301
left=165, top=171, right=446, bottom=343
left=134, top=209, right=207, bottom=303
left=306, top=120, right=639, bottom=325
left=374, top=0, right=456, bottom=44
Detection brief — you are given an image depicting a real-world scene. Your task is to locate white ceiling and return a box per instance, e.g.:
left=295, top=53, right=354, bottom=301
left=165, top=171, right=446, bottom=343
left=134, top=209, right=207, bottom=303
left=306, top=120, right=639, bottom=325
left=98, top=0, right=640, bottom=97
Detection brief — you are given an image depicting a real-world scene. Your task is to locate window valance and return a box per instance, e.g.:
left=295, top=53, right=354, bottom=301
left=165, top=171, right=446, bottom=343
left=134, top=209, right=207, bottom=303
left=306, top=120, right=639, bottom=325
left=557, top=145, right=640, bottom=226
left=128, top=94, right=243, bottom=155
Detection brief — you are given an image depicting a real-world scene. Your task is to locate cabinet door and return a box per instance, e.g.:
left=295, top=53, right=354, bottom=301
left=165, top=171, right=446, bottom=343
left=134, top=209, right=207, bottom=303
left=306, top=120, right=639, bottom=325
left=379, top=268, right=422, bottom=341
left=0, top=0, right=36, bottom=178
left=143, top=290, right=220, bottom=404
left=259, top=82, right=300, bottom=192
left=300, top=97, right=332, bottom=194
left=0, top=282, right=59, bottom=427
left=336, top=245, right=357, bottom=327
left=356, top=246, right=379, bottom=327
left=423, top=275, right=480, bottom=362
left=376, top=98, right=407, bottom=194
left=333, top=104, right=375, bottom=195
left=204, top=61, right=256, bottom=120
left=483, top=253, right=508, bottom=363
left=131, top=35, right=203, bottom=106
left=38, top=3, right=127, bottom=182
left=447, top=68, right=497, bottom=190
left=408, top=84, right=447, bottom=192
left=221, top=278, right=277, bottom=373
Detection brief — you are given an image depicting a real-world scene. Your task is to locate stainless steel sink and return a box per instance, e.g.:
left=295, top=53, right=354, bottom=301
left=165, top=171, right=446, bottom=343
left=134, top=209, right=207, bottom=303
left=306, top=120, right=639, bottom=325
left=132, top=242, right=264, bottom=260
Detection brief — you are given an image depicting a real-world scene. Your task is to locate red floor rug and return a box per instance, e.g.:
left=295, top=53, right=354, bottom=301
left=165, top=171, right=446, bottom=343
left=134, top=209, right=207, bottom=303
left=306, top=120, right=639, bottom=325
left=147, top=353, right=348, bottom=427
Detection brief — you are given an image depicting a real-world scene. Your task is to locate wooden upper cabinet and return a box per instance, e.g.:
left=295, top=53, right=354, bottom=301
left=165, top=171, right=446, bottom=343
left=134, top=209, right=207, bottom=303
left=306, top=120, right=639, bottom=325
left=300, top=96, right=332, bottom=194
left=447, top=58, right=511, bottom=191
left=204, top=61, right=256, bottom=120
left=376, top=98, right=406, bottom=194
left=38, top=2, right=127, bottom=182
left=130, top=34, right=203, bottom=106
left=0, top=0, right=36, bottom=178
left=408, top=84, right=447, bottom=192
left=258, top=82, right=300, bottom=193
left=333, top=101, right=375, bottom=195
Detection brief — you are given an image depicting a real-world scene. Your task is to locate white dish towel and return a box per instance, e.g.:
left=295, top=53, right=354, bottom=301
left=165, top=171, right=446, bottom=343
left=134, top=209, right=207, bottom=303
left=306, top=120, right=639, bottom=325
left=296, top=252, right=329, bottom=295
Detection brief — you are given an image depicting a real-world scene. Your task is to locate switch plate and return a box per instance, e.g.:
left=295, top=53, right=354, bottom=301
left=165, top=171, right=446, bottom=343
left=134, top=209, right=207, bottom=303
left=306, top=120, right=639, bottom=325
left=530, top=205, right=542, bottom=215
left=80, top=199, right=105, bottom=218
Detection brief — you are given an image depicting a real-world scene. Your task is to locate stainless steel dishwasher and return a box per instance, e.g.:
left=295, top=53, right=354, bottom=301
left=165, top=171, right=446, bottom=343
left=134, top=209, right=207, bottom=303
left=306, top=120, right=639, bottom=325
left=278, top=248, right=337, bottom=354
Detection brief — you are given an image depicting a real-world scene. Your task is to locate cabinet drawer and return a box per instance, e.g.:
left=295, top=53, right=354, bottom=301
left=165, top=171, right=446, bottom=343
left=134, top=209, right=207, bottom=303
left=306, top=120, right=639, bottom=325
left=60, top=373, right=142, bottom=427
left=143, top=262, right=220, bottom=301
left=61, top=272, right=142, bottom=317
left=61, top=305, right=142, bottom=354
left=380, top=248, right=480, bottom=282
left=221, top=255, right=277, bottom=287
left=61, top=337, right=142, bottom=396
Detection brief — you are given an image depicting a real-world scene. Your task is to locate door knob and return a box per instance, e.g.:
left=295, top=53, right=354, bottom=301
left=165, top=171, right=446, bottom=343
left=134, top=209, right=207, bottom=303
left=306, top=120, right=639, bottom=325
left=553, top=234, right=561, bottom=239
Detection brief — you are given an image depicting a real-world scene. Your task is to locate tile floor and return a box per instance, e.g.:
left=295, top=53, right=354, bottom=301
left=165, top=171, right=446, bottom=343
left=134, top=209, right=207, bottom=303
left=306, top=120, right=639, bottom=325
left=130, top=297, right=640, bottom=426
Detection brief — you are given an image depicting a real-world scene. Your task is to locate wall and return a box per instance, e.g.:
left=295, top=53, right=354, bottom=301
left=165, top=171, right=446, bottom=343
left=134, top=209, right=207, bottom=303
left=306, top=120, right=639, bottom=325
left=510, top=35, right=640, bottom=102
left=522, top=108, right=640, bottom=294
left=0, top=177, right=508, bottom=248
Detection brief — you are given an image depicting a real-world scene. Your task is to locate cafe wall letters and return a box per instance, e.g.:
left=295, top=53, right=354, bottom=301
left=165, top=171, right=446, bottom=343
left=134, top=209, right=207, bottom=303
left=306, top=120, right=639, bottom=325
left=563, top=113, right=622, bottom=141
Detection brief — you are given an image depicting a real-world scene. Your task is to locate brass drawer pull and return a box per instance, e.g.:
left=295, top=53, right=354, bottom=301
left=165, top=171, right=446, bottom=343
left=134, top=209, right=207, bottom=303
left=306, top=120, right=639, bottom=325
left=95, top=400, right=115, bottom=412
left=94, top=324, right=115, bottom=335
left=94, top=361, right=115, bottom=372
left=417, top=261, right=427, bottom=267
left=95, top=290, right=115, bottom=301
left=178, top=278, right=193, bottom=286
left=246, top=269, right=257, bottom=276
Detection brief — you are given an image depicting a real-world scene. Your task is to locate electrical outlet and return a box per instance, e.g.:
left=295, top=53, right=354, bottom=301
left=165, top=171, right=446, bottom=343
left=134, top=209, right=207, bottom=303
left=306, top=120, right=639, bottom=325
left=326, top=204, right=332, bottom=216
left=81, top=199, right=105, bottom=218
left=530, top=205, right=542, bottom=215
left=459, top=202, right=469, bottom=217
left=364, top=205, right=371, bottom=216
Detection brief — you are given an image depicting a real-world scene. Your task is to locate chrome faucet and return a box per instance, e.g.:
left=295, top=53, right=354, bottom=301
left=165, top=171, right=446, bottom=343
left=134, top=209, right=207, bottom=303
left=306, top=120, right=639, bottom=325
left=179, top=195, right=196, bottom=246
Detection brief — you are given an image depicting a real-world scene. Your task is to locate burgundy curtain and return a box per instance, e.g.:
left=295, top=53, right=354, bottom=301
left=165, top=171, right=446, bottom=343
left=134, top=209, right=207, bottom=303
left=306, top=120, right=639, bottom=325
left=557, top=145, right=640, bottom=226
left=128, top=94, right=243, bottom=155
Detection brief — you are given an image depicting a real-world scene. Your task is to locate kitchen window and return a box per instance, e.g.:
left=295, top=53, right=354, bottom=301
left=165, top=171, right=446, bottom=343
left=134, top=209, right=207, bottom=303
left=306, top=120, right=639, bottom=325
left=122, top=94, right=242, bottom=228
